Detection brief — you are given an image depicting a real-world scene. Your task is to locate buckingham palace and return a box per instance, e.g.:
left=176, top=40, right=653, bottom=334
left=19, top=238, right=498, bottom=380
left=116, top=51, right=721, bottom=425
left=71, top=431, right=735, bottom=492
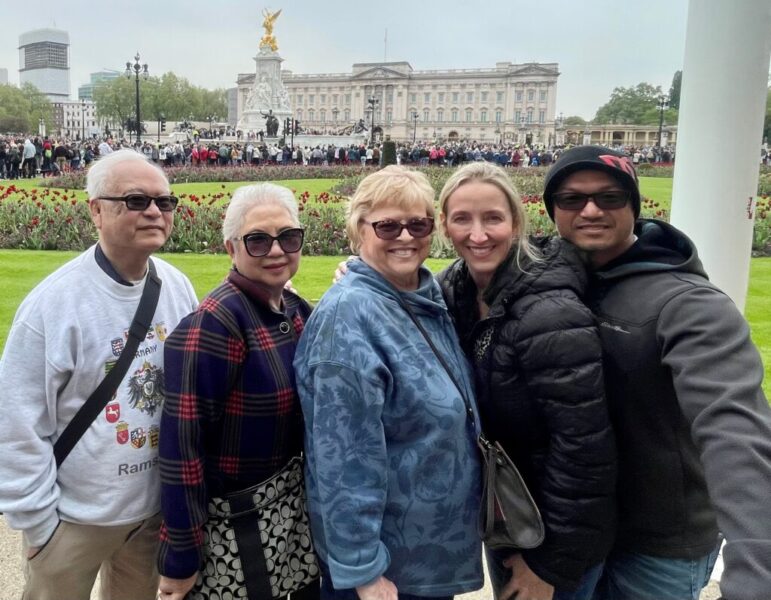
left=234, top=60, right=561, bottom=145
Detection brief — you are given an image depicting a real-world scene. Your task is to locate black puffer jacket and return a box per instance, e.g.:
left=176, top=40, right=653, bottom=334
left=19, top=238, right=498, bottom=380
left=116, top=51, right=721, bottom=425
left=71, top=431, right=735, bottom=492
left=437, top=238, right=617, bottom=590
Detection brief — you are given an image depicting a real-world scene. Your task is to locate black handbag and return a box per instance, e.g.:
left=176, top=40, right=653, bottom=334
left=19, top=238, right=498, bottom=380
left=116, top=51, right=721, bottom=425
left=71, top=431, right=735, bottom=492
left=190, top=456, right=320, bottom=600
left=396, top=295, right=544, bottom=551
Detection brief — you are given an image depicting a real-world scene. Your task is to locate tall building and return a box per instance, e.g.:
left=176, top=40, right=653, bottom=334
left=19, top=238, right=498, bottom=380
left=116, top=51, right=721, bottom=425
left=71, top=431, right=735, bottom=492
left=18, top=28, right=70, bottom=101
left=235, top=60, right=560, bottom=144
left=78, top=69, right=121, bottom=100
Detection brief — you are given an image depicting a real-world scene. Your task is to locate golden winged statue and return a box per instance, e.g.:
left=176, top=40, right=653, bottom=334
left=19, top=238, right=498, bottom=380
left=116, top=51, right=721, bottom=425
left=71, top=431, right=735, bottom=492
left=260, top=8, right=282, bottom=52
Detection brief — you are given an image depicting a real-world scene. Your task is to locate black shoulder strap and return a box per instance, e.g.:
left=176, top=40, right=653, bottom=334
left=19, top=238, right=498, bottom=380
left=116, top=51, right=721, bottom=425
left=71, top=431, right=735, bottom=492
left=53, top=260, right=162, bottom=468
left=394, top=295, right=479, bottom=433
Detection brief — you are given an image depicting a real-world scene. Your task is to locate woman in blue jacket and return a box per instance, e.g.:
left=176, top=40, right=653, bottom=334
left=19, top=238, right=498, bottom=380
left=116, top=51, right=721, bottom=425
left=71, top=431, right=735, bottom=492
left=294, top=166, right=483, bottom=600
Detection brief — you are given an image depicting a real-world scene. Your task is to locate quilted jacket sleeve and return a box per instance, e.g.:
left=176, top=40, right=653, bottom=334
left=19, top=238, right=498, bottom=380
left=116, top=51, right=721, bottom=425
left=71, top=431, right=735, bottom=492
left=511, top=292, right=617, bottom=590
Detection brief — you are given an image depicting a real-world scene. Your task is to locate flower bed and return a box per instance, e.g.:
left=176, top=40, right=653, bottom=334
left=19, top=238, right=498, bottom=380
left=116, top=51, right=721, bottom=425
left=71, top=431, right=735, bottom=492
left=2, top=183, right=769, bottom=256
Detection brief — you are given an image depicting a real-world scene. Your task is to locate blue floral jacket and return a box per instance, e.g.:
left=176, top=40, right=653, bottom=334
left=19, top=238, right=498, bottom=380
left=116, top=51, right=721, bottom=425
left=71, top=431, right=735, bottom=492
left=294, top=260, right=483, bottom=596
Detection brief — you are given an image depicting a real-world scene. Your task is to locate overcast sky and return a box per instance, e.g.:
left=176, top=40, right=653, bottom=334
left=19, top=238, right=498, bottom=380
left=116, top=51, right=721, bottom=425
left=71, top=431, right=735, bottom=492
left=2, top=0, right=689, bottom=119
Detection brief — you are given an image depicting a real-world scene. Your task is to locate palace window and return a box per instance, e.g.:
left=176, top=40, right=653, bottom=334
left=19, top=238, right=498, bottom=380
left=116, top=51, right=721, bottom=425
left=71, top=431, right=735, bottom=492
left=527, top=90, right=534, bottom=102
left=452, top=92, right=459, bottom=103
left=465, top=109, right=473, bottom=122
left=308, top=109, right=315, bottom=121
left=481, top=91, right=488, bottom=102
left=480, top=109, right=488, bottom=123
left=438, top=92, right=445, bottom=103
left=539, top=110, right=545, bottom=123
left=309, top=94, right=315, bottom=105
left=437, top=109, right=444, bottom=122
left=451, top=109, right=459, bottom=122
left=466, top=91, right=473, bottom=103
left=496, top=91, right=504, bottom=103
left=423, top=108, right=430, bottom=122
left=527, top=109, right=533, bottom=123
left=424, top=93, right=431, bottom=103
left=495, top=110, right=502, bottom=123
left=540, top=90, right=547, bottom=102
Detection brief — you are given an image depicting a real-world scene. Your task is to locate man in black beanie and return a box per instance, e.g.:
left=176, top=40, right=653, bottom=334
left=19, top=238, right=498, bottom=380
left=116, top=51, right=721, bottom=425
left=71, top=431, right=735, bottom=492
left=543, top=146, right=771, bottom=600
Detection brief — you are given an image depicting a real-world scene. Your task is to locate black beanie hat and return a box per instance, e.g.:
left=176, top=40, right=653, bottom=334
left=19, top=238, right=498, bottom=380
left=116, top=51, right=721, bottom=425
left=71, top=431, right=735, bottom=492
left=542, top=146, right=641, bottom=220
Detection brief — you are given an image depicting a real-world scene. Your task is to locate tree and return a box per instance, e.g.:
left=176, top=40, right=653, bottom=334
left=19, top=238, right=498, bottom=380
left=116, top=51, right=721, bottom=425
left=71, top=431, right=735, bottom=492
left=563, top=115, right=587, bottom=127
left=593, top=83, right=677, bottom=125
left=669, top=71, right=682, bottom=110
left=0, top=83, right=53, bottom=134
left=92, top=72, right=228, bottom=127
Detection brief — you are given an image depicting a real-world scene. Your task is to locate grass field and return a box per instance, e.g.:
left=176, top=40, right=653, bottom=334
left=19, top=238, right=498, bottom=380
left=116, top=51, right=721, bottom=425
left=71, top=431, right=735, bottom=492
left=0, top=249, right=769, bottom=397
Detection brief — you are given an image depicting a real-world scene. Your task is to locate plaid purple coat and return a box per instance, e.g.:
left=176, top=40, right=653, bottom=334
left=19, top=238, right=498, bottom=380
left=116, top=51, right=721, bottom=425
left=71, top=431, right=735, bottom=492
left=157, top=270, right=312, bottom=578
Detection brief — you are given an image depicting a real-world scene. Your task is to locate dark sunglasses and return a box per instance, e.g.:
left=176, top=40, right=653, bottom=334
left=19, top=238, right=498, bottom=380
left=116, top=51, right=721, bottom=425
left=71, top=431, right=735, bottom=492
left=100, top=194, right=179, bottom=212
left=236, top=228, right=305, bottom=257
left=366, top=217, right=435, bottom=240
left=551, top=191, right=631, bottom=211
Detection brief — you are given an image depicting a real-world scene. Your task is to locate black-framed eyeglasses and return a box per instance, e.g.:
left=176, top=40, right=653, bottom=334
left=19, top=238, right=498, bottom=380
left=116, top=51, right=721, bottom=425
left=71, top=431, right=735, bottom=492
left=100, top=194, right=179, bottom=212
left=365, top=217, right=435, bottom=240
left=551, top=191, right=631, bottom=211
left=235, top=228, right=305, bottom=257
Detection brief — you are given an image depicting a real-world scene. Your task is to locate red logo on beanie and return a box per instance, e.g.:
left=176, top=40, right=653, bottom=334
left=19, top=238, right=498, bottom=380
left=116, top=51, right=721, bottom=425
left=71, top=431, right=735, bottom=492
left=598, top=155, right=637, bottom=180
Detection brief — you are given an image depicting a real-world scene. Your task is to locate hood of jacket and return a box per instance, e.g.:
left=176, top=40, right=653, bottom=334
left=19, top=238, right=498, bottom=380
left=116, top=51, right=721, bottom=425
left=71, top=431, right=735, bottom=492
left=346, top=258, right=450, bottom=319
left=438, top=236, right=591, bottom=348
left=594, top=218, right=708, bottom=281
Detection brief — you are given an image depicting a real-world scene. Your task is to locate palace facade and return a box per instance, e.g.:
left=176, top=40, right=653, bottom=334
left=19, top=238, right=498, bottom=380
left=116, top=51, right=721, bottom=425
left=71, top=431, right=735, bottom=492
left=235, top=60, right=561, bottom=145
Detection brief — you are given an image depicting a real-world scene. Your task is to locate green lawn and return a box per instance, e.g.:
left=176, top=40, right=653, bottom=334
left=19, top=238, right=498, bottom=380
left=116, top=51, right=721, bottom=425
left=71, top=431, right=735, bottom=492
left=639, top=176, right=673, bottom=208
left=0, top=249, right=769, bottom=397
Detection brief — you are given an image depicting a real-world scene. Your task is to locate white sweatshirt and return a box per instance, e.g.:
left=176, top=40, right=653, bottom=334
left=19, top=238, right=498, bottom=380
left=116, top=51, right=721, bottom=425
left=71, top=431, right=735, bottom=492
left=0, top=246, right=198, bottom=546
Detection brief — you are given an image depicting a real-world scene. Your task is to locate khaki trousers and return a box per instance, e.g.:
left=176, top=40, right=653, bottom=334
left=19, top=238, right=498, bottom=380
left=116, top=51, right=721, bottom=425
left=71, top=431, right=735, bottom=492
left=22, top=513, right=161, bottom=600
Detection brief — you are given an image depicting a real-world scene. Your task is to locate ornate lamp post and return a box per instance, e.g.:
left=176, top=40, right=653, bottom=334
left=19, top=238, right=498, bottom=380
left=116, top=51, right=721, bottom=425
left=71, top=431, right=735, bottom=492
left=519, top=116, right=528, bottom=145
left=80, top=99, right=86, bottom=141
left=367, top=95, right=379, bottom=146
left=411, top=111, right=419, bottom=144
left=553, top=111, right=564, bottom=148
left=125, top=53, right=149, bottom=143
left=656, top=95, right=669, bottom=160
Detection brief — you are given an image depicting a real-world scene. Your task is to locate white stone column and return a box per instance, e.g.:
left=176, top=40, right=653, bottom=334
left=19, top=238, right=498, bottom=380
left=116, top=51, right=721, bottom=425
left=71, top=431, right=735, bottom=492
left=670, top=0, right=770, bottom=310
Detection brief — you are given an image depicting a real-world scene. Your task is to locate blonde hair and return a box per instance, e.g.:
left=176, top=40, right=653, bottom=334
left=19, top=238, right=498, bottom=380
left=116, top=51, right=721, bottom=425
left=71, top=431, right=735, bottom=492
left=346, top=165, right=435, bottom=253
left=438, top=162, right=541, bottom=266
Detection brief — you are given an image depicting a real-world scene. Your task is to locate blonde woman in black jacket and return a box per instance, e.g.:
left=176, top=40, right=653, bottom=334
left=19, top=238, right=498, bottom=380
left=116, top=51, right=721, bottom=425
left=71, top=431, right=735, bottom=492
left=435, top=162, right=616, bottom=600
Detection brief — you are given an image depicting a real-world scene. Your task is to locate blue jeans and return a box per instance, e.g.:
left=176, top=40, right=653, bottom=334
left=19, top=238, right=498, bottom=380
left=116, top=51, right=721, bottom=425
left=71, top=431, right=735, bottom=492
left=318, top=560, right=452, bottom=600
left=592, top=541, right=721, bottom=600
left=486, top=547, right=604, bottom=600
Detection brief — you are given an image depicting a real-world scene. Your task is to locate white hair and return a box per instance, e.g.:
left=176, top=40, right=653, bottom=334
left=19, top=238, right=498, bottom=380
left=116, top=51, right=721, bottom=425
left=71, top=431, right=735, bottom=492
left=222, top=183, right=300, bottom=243
left=86, top=149, right=168, bottom=199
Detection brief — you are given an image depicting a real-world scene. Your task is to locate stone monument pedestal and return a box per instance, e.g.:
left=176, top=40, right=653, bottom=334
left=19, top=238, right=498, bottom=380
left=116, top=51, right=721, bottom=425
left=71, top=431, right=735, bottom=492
left=237, top=44, right=291, bottom=134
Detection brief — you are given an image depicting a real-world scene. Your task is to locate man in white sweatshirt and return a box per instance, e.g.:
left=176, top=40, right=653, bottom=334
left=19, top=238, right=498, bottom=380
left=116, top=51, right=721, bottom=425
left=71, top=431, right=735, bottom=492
left=0, top=149, right=198, bottom=600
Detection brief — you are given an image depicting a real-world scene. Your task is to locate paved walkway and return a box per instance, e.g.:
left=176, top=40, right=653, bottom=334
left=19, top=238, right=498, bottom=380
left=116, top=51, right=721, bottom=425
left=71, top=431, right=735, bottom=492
left=0, top=519, right=721, bottom=600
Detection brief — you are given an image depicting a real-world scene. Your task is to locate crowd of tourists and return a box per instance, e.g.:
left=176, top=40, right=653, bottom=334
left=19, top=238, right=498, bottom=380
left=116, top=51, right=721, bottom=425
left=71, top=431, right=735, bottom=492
left=1, top=127, right=697, bottom=181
